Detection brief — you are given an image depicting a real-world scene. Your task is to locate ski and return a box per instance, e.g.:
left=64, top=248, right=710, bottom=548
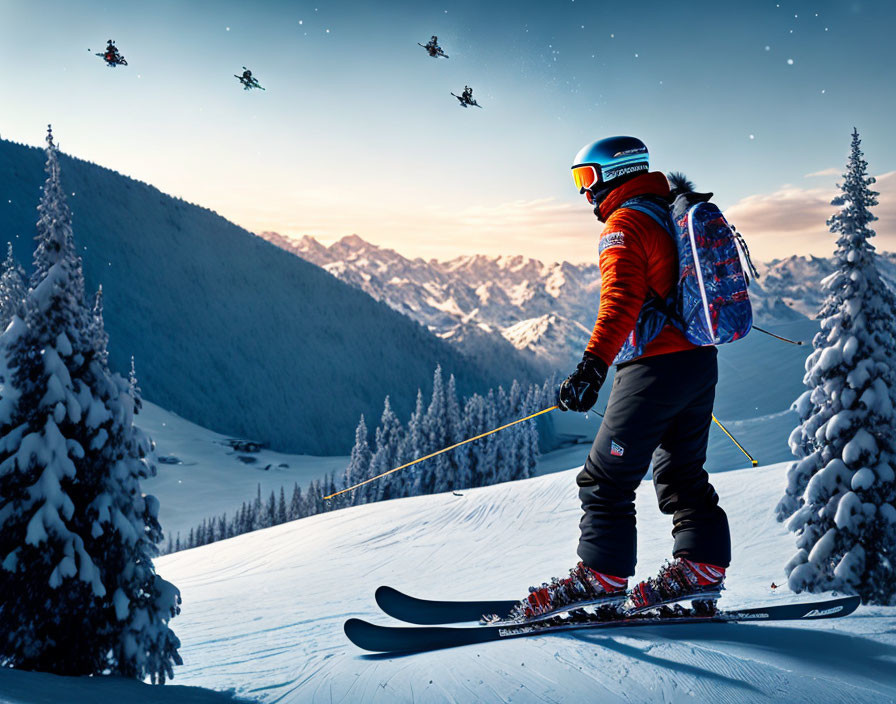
left=346, top=594, right=860, bottom=653
left=375, top=585, right=517, bottom=624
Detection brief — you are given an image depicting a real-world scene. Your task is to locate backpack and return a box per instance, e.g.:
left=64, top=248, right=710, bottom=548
left=612, top=193, right=756, bottom=365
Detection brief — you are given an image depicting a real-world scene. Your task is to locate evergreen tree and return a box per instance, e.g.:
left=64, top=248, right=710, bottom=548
left=344, top=416, right=371, bottom=506
left=0, top=243, right=26, bottom=328
left=90, top=286, right=109, bottom=366
left=128, top=357, right=142, bottom=412
left=252, top=484, right=262, bottom=530
left=777, top=129, right=896, bottom=605
left=423, top=365, right=450, bottom=493
left=400, top=390, right=426, bottom=498
left=0, top=127, right=181, bottom=680
left=461, top=393, right=486, bottom=487
left=482, top=389, right=500, bottom=485
left=289, top=483, right=304, bottom=520
left=369, top=397, right=403, bottom=502
left=277, top=486, right=288, bottom=524
left=265, top=491, right=277, bottom=527
left=441, top=374, right=465, bottom=491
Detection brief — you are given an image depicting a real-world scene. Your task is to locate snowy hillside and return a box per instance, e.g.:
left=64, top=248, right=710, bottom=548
left=139, top=464, right=895, bottom=703
left=0, top=138, right=525, bottom=455
left=141, top=318, right=817, bottom=542
left=266, top=233, right=830, bottom=367
left=137, top=402, right=347, bottom=540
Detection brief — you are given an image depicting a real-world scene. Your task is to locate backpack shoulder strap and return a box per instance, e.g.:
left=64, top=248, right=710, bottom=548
left=620, top=196, right=674, bottom=234
left=618, top=196, right=681, bottom=324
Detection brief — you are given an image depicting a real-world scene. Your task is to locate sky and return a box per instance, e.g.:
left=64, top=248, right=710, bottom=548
left=1, top=0, right=894, bottom=264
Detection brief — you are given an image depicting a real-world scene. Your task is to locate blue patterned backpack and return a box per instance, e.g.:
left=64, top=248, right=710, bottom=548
left=612, top=192, right=757, bottom=365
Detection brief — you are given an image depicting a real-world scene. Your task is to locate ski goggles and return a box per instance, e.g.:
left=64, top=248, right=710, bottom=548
left=572, top=164, right=601, bottom=191
left=572, top=165, right=602, bottom=203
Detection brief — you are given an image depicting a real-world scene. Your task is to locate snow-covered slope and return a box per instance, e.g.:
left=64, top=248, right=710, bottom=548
left=145, top=463, right=895, bottom=704
left=267, top=233, right=825, bottom=368
left=137, top=402, right=347, bottom=540
left=142, top=317, right=817, bottom=541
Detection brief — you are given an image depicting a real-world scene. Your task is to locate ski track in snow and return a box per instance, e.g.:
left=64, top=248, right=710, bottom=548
left=147, top=463, right=896, bottom=704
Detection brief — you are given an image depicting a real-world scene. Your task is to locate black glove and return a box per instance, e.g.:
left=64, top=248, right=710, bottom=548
left=557, top=352, right=608, bottom=413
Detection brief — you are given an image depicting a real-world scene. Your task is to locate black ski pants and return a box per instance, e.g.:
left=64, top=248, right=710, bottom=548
left=576, top=346, right=730, bottom=577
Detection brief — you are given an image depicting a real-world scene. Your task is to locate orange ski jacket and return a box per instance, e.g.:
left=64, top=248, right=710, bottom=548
left=585, top=171, right=697, bottom=366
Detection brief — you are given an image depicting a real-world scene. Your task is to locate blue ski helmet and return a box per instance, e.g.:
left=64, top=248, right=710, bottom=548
left=571, top=136, right=649, bottom=195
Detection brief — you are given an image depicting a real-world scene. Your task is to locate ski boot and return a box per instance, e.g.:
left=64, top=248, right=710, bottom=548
left=625, top=558, right=725, bottom=616
left=483, top=562, right=627, bottom=625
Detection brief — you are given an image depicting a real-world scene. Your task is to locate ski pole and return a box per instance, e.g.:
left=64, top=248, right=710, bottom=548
left=752, top=325, right=805, bottom=346
left=594, top=410, right=758, bottom=467
left=324, top=405, right=558, bottom=500
left=711, top=414, right=758, bottom=467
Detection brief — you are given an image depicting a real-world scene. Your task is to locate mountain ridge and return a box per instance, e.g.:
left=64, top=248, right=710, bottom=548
left=0, top=138, right=529, bottom=454
left=261, top=232, right=886, bottom=365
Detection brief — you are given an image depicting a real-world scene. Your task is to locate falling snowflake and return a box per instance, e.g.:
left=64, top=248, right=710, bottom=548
left=787, top=58, right=794, bottom=65
left=749, top=134, right=755, bottom=140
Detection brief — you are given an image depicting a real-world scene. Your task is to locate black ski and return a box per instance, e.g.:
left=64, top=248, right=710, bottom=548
left=376, top=585, right=517, bottom=625
left=346, top=594, right=860, bottom=653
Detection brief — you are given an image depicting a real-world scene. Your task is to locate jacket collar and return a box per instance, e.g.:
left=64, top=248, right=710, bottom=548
left=597, top=171, right=671, bottom=222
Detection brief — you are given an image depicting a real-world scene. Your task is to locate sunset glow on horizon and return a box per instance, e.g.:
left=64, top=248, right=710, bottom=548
left=2, top=0, right=894, bottom=263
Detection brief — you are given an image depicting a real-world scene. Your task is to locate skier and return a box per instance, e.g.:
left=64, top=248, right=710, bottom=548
left=235, top=67, right=264, bottom=91
left=419, top=35, right=448, bottom=58
left=512, top=136, right=730, bottom=621
left=97, top=39, right=126, bottom=67
left=452, top=86, right=481, bottom=108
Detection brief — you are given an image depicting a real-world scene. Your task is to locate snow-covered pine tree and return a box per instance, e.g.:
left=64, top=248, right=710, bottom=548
left=442, top=374, right=467, bottom=491
left=480, top=389, right=500, bottom=486
left=369, top=396, right=403, bottom=502
left=0, top=243, right=27, bottom=329
left=289, top=483, right=304, bottom=520
left=461, top=393, right=486, bottom=486
left=0, top=127, right=181, bottom=680
left=277, top=486, right=288, bottom=524
left=423, top=365, right=450, bottom=494
left=264, top=491, right=276, bottom=527
left=519, top=385, right=540, bottom=480
left=344, top=415, right=371, bottom=506
left=400, top=390, right=426, bottom=498
left=91, top=286, right=109, bottom=366
left=777, top=129, right=896, bottom=605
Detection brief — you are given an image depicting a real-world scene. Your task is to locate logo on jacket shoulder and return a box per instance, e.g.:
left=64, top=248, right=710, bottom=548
left=599, top=232, right=625, bottom=254
left=610, top=440, right=625, bottom=457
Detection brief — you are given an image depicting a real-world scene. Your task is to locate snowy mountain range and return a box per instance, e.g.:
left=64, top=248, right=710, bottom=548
left=0, top=138, right=532, bottom=455
left=261, top=232, right=896, bottom=366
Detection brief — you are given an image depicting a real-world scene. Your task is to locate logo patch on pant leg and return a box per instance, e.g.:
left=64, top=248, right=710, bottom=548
left=610, top=440, right=625, bottom=457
